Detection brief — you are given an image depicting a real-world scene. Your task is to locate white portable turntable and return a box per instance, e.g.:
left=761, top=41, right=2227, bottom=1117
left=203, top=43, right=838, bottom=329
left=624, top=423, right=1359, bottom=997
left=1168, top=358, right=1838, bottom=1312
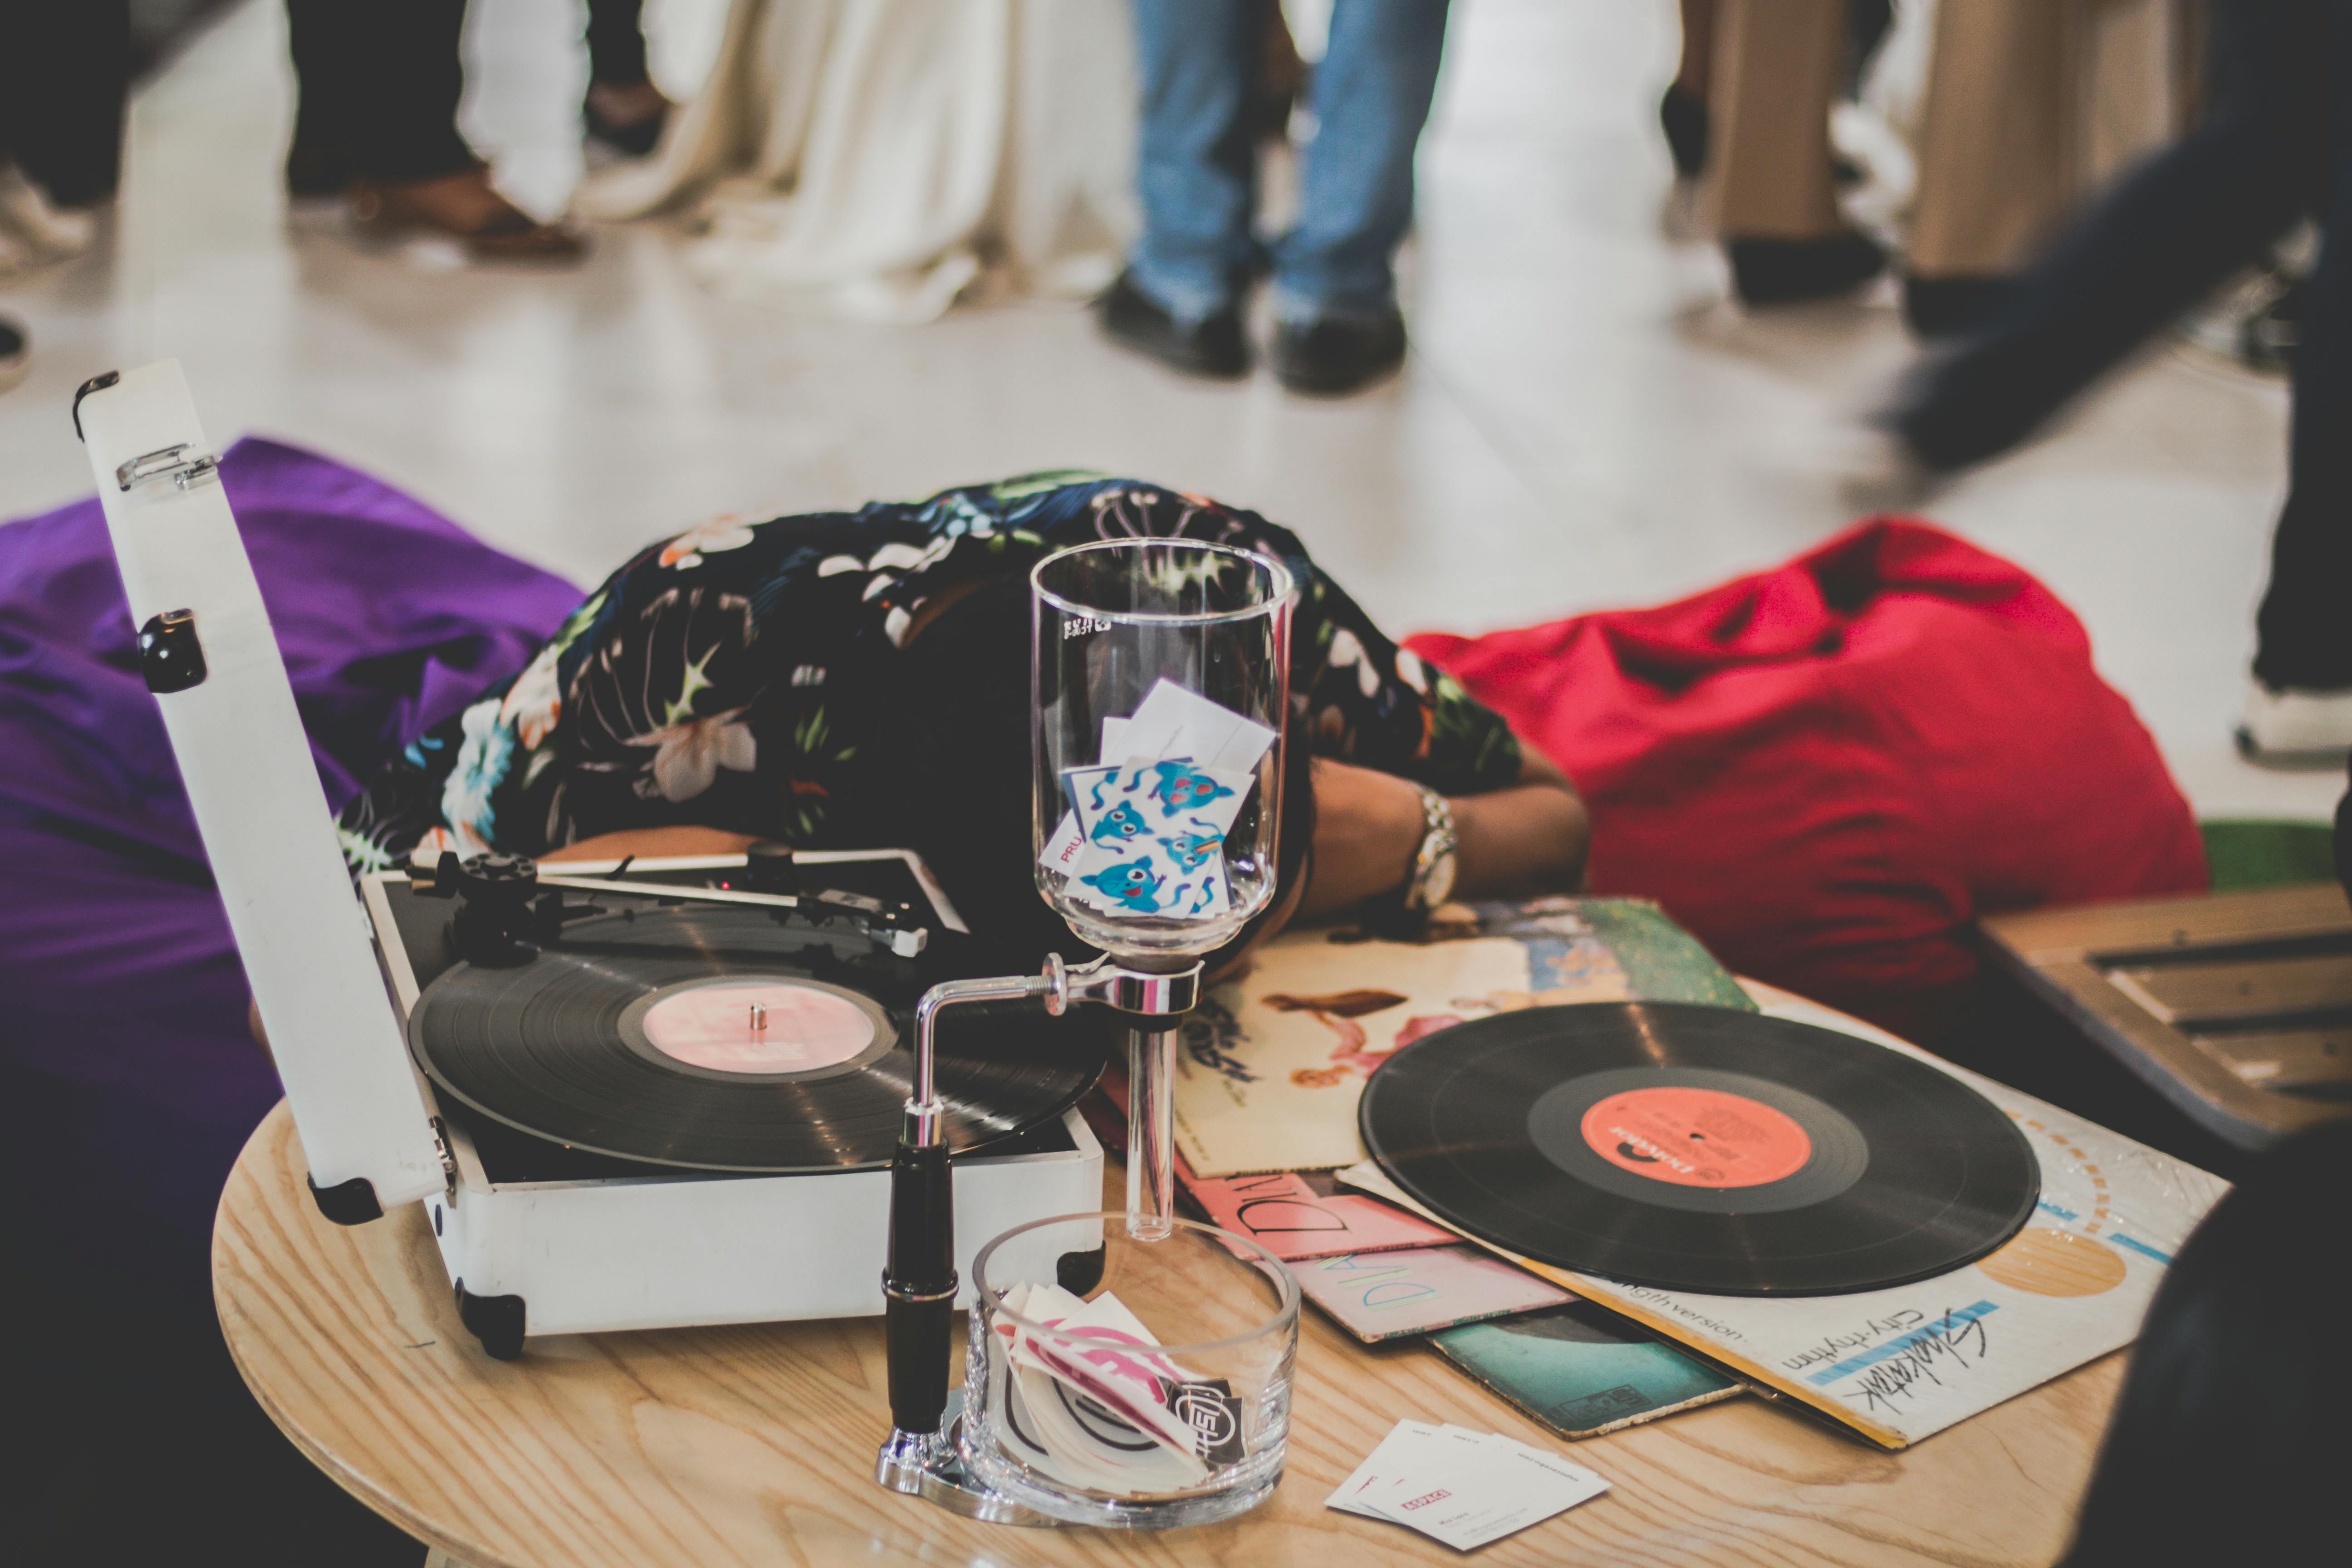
left=76, top=361, right=1102, bottom=1359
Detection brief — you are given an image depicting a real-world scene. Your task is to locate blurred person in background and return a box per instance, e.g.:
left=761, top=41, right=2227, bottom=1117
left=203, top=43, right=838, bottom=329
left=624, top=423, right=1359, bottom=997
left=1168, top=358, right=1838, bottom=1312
left=1681, top=0, right=2182, bottom=337
left=283, top=0, right=668, bottom=260
left=2056, top=1117, right=2352, bottom=1567
left=580, top=0, right=674, bottom=156
left=1661, top=0, right=1895, bottom=311
left=574, top=0, right=1137, bottom=322
left=1879, top=0, right=2352, bottom=762
left=0, top=0, right=126, bottom=228
left=0, top=0, right=127, bottom=390
left=1100, top=0, right=1451, bottom=396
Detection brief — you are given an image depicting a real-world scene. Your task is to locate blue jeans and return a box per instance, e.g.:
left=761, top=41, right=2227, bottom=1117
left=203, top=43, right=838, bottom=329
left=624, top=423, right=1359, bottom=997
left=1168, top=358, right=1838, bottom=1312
left=1127, top=0, right=1451, bottom=324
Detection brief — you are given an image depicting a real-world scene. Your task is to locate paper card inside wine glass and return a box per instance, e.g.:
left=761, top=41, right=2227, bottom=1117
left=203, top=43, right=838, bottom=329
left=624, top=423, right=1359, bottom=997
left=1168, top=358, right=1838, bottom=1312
left=1038, top=683, right=1279, bottom=922
left=1117, top=681, right=1277, bottom=773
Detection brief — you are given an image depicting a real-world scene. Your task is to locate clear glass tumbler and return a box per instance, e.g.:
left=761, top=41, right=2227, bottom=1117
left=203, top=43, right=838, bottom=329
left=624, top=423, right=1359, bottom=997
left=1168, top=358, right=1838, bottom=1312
left=960, top=1211, right=1300, bottom=1528
left=1030, top=539, right=1296, bottom=964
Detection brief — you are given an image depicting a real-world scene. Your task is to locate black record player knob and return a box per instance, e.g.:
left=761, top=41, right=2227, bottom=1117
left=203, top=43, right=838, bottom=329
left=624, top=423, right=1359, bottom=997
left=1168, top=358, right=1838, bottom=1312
left=446, top=852, right=542, bottom=967
left=744, top=840, right=799, bottom=895
left=453, top=851, right=539, bottom=897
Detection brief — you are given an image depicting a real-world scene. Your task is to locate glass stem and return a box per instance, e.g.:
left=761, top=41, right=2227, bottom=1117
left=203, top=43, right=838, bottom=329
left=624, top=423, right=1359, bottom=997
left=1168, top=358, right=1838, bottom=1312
left=1126, top=1020, right=1178, bottom=1241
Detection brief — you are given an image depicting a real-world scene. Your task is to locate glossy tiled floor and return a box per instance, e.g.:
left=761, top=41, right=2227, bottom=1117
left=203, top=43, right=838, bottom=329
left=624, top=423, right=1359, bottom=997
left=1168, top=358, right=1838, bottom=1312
left=0, top=0, right=2334, bottom=820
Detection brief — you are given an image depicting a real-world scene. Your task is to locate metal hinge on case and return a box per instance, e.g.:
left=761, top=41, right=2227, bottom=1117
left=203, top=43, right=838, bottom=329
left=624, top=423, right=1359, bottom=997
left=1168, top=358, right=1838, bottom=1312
left=116, top=442, right=220, bottom=493
left=430, top=1116, right=458, bottom=1200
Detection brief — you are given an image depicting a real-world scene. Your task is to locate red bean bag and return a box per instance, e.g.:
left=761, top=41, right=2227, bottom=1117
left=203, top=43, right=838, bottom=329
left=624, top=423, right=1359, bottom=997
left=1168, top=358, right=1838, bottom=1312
left=1406, top=519, right=2205, bottom=1028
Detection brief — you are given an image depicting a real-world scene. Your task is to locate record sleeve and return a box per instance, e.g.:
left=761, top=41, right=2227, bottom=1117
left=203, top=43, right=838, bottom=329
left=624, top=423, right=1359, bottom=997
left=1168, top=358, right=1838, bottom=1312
left=1430, top=1303, right=1742, bottom=1439
left=1340, top=985, right=2231, bottom=1448
left=1172, top=897, right=1755, bottom=1177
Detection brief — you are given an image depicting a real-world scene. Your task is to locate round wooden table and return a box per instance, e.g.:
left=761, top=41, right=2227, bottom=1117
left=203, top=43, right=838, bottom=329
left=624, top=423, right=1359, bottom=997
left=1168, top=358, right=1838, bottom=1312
left=214, top=990, right=2123, bottom=1568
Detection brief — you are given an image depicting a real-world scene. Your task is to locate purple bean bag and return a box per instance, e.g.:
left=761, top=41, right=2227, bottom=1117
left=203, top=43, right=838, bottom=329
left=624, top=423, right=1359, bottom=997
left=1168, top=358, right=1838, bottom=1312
left=0, top=437, right=579, bottom=1312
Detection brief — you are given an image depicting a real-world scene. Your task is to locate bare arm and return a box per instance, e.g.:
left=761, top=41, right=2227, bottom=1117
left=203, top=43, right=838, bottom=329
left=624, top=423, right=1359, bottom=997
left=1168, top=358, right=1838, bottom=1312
left=537, top=826, right=761, bottom=864
left=475, top=761, right=1589, bottom=925
left=249, top=826, right=769, bottom=1055
left=1300, top=749, right=1589, bottom=918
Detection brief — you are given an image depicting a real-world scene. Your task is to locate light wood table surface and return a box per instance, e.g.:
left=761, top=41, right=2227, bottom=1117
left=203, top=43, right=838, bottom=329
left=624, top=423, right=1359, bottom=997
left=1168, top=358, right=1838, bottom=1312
left=216, top=1085, right=2121, bottom=1568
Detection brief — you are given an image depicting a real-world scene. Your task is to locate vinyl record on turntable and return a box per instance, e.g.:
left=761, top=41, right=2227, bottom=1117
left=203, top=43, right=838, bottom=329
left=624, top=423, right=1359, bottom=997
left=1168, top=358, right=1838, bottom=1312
left=1358, top=1003, right=2039, bottom=1296
left=408, top=906, right=1099, bottom=1172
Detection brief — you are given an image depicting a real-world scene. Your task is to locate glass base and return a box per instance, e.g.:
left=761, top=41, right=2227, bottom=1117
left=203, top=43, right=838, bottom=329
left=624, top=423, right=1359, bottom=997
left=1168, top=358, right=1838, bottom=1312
left=875, top=1391, right=1062, bottom=1528
left=960, top=1427, right=1284, bottom=1530
left=878, top=1391, right=1285, bottom=1531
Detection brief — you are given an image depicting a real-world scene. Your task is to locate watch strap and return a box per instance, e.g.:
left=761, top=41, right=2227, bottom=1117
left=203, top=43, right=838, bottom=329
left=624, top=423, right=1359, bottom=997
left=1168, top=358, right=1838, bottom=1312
left=1402, top=785, right=1458, bottom=912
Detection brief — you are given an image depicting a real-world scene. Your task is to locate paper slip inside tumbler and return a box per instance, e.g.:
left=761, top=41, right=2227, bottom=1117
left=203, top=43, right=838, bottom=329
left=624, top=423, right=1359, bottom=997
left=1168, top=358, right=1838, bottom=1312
left=1327, top=1420, right=1607, bottom=1551
left=985, top=1282, right=1246, bottom=1494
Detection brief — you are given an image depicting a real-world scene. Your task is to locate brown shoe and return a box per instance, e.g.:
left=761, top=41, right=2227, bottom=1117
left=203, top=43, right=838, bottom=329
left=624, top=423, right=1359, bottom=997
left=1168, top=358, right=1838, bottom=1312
left=349, top=165, right=585, bottom=263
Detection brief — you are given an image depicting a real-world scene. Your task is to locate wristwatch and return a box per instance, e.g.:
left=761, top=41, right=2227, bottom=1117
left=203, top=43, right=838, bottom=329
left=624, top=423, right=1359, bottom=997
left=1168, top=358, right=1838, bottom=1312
left=1401, top=784, right=1459, bottom=914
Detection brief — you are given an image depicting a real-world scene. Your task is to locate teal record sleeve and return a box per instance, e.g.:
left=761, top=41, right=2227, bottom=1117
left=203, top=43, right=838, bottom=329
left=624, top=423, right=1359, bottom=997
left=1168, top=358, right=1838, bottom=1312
left=1431, top=1301, right=1744, bottom=1439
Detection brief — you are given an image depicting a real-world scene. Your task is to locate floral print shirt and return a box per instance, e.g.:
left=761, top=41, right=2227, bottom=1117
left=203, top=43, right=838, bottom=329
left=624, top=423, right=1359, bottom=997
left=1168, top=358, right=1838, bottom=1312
left=338, top=474, right=1524, bottom=872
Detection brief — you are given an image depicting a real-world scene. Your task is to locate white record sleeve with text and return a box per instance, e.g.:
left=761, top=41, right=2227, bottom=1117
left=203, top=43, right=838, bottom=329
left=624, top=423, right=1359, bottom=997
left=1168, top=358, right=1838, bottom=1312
left=1343, top=984, right=2229, bottom=1449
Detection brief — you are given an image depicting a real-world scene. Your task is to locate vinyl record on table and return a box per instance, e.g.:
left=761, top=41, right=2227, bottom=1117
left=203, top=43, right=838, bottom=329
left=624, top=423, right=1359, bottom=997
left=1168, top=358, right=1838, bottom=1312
left=1359, top=1003, right=2039, bottom=1296
left=409, top=906, right=1098, bottom=1172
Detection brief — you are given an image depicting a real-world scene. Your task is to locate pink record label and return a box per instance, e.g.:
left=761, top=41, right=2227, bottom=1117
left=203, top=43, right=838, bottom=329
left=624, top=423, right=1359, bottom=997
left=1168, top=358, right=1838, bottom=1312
left=639, top=980, right=877, bottom=1074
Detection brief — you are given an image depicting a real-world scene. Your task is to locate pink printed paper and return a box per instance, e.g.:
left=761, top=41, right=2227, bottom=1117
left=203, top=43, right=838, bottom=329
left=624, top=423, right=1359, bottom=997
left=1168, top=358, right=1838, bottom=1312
left=1182, top=1170, right=1459, bottom=1261
left=1296, top=1245, right=1573, bottom=1343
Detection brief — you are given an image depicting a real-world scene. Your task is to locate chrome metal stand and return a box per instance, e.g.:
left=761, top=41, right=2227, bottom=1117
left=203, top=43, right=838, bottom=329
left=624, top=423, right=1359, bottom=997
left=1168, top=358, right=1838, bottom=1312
left=875, top=1390, right=1059, bottom=1525
left=873, top=952, right=1201, bottom=1523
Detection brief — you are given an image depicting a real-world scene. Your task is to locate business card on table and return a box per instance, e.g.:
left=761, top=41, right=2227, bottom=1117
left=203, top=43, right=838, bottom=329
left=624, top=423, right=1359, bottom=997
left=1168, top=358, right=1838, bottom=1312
left=1328, top=1420, right=1441, bottom=1518
left=1327, top=1420, right=1607, bottom=1551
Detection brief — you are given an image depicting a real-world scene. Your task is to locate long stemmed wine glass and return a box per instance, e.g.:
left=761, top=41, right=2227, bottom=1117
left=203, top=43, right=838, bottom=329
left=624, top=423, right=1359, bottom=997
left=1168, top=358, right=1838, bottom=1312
left=1030, top=539, right=1294, bottom=1238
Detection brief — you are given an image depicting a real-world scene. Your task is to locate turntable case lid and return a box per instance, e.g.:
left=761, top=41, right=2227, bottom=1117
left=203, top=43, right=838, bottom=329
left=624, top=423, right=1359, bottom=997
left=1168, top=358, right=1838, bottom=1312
left=80, top=362, right=443, bottom=1213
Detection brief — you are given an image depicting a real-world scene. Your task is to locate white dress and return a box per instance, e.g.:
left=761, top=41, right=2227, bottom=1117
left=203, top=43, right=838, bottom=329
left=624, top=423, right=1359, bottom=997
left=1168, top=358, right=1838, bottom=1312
left=579, top=0, right=1138, bottom=323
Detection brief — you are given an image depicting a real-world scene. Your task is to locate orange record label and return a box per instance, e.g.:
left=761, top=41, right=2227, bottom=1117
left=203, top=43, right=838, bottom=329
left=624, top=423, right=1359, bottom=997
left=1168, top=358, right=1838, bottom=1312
left=1579, top=1086, right=1812, bottom=1188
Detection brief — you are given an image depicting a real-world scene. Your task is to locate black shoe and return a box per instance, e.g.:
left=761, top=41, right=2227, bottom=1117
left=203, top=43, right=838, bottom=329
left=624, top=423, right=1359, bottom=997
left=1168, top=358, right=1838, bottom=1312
left=0, top=315, right=27, bottom=394
left=584, top=81, right=671, bottom=159
left=1726, top=231, right=1885, bottom=307
left=1098, top=271, right=1248, bottom=379
left=2238, top=272, right=2302, bottom=373
left=1660, top=83, right=1709, bottom=179
left=1272, top=310, right=1407, bottom=396
left=1902, top=274, right=2019, bottom=339
left=285, top=141, right=355, bottom=199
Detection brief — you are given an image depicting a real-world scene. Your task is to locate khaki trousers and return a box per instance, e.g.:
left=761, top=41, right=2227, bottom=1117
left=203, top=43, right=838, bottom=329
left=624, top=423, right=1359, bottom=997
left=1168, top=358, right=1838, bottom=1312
left=1706, top=0, right=2187, bottom=278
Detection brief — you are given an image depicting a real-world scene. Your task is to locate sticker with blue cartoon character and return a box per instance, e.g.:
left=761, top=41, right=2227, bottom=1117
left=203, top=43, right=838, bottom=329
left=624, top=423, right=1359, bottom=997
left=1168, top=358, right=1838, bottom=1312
left=1104, top=756, right=1254, bottom=834
left=1156, top=826, right=1224, bottom=874
left=1136, top=760, right=1235, bottom=819
left=1058, top=763, right=1125, bottom=848
left=1069, top=843, right=1230, bottom=919
left=1078, top=854, right=1169, bottom=913
left=1090, top=799, right=1150, bottom=848
left=1054, top=745, right=1250, bottom=922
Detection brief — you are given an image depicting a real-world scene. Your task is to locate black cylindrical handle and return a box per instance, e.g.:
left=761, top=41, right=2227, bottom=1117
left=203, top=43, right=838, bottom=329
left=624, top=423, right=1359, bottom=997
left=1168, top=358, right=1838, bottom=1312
left=882, top=1137, right=957, bottom=1436
left=884, top=1288, right=957, bottom=1436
